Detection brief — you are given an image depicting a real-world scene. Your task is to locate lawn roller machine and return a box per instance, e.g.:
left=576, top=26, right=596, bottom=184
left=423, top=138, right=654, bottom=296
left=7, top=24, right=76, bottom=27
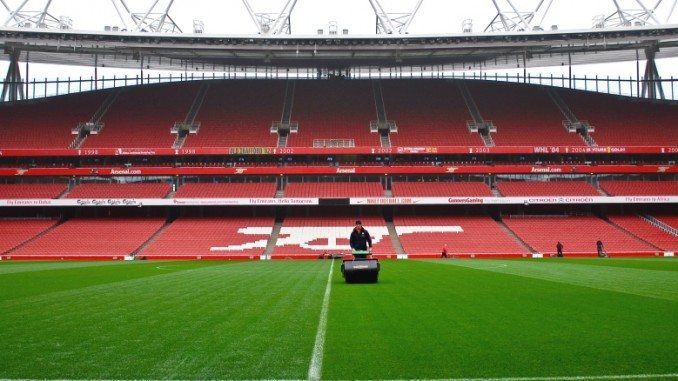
left=341, top=250, right=380, bottom=283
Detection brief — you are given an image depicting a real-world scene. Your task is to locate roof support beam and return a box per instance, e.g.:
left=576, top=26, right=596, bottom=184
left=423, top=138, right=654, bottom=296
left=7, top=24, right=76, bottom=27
left=36, top=0, right=52, bottom=27
left=241, top=0, right=298, bottom=35
left=600, top=0, right=676, bottom=27
left=109, top=0, right=130, bottom=31
left=369, top=0, right=424, bottom=35
left=2, top=0, right=29, bottom=27
left=1, top=0, right=71, bottom=29
left=485, top=0, right=555, bottom=32
left=110, top=0, right=181, bottom=33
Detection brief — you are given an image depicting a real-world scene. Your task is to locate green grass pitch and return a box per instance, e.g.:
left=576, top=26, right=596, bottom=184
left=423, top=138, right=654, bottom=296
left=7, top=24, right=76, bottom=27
left=0, top=258, right=677, bottom=381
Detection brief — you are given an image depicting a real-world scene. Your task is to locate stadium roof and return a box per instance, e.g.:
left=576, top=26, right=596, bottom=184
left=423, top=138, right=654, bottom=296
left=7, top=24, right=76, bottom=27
left=2, top=24, right=678, bottom=72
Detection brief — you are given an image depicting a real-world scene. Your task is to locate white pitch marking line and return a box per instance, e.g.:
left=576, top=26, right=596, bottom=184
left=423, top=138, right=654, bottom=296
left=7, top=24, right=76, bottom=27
left=307, top=260, right=334, bottom=381
left=155, top=265, right=179, bottom=270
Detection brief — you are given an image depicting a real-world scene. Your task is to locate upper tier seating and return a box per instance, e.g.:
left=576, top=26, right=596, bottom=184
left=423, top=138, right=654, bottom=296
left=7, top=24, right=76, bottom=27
left=466, top=81, right=584, bottom=146
left=283, top=182, right=384, bottom=198
left=381, top=80, right=484, bottom=146
left=0, top=219, right=58, bottom=253
left=271, top=216, right=394, bottom=257
left=598, top=180, right=678, bottom=196
left=140, top=217, right=274, bottom=256
left=286, top=80, right=380, bottom=147
left=391, top=181, right=494, bottom=197
left=394, top=215, right=529, bottom=256
left=0, top=183, right=67, bottom=199
left=496, top=181, right=600, bottom=196
left=4, top=79, right=677, bottom=151
left=81, top=82, right=200, bottom=148
left=559, top=90, right=678, bottom=146
left=503, top=215, right=657, bottom=255
left=0, top=92, right=107, bottom=149
left=174, top=182, right=277, bottom=198
left=11, top=218, right=165, bottom=256
left=183, top=80, right=284, bottom=148
left=607, top=215, right=678, bottom=251
left=66, top=183, right=171, bottom=199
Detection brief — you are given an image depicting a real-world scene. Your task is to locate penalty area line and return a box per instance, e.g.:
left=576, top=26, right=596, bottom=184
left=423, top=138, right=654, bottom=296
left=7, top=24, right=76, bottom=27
left=307, top=260, right=334, bottom=381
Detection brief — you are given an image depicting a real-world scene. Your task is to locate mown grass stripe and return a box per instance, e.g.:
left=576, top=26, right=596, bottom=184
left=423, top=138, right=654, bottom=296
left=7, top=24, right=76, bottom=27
left=3, top=372, right=678, bottom=380
left=2, top=260, right=676, bottom=380
left=430, top=258, right=678, bottom=301
left=307, top=260, right=334, bottom=381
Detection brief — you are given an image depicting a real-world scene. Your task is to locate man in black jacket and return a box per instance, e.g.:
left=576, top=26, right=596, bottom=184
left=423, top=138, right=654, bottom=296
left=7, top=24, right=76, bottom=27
left=349, top=220, right=372, bottom=252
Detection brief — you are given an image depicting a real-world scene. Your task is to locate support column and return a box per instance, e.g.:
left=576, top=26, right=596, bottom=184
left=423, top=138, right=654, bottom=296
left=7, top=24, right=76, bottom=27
left=641, top=46, right=665, bottom=100
left=1, top=48, right=25, bottom=102
left=94, top=54, right=98, bottom=90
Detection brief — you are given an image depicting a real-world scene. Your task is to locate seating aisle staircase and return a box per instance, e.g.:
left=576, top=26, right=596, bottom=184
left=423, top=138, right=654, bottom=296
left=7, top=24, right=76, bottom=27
left=641, top=214, right=678, bottom=237
left=458, top=82, right=495, bottom=147
left=372, top=80, right=388, bottom=123
left=372, top=80, right=393, bottom=148
left=276, top=80, right=297, bottom=148
left=263, top=222, right=283, bottom=258
left=3, top=219, right=65, bottom=255
left=132, top=218, right=175, bottom=256
left=497, top=219, right=536, bottom=254
left=173, top=82, right=210, bottom=148
left=386, top=221, right=405, bottom=256
left=548, top=90, right=597, bottom=146
left=70, top=89, right=121, bottom=149
left=605, top=216, right=663, bottom=250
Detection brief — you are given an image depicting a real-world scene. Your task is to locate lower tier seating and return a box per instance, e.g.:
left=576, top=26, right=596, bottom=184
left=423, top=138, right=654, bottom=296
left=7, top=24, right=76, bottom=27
left=0, top=219, right=58, bottom=253
left=394, top=215, right=529, bottom=256
left=503, top=215, right=657, bottom=256
left=11, top=218, right=165, bottom=256
left=607, top=215, right=678, bottom=251
left=654, top=215, right=678, bottom=230
left=271, top=216, right=394, bottom=257
left=140, top=217, right=275, bottom=256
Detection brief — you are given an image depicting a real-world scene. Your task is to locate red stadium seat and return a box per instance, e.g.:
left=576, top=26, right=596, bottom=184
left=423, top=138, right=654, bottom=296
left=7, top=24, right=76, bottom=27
left=174, top=182, right=277, bottom=198
left=394, top=215, right=529, bottom=256
left=0, top=183, right=67, bottom=199
left=284, top=182, right=384, bottom=198
left=81, top=83, right=200, bottom=149
left=182, top=80, right=283, bottom=148
left=66, top=183, right=171, bottom=199
left=11, top=218, right=165, bottom=256
left=140, top=217, right=275, bottom=257
left=503, top=215, right=657, bottom=256
left=286, top=81, right=381, bottom=147
left=496, top=181, right=600, bottom=196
